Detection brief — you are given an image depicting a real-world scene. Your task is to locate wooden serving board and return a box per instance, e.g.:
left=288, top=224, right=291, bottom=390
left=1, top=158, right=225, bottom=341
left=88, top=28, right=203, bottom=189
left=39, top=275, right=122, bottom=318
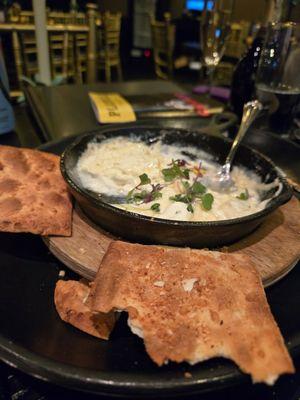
left=44, top=198, right=300, bottom=288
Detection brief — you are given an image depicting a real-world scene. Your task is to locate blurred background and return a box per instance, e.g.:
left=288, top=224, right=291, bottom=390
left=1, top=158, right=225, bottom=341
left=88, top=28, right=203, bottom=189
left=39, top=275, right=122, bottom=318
left=1, top=0, right=300, bottom=90
left=1, top=0, right=300, bottom=144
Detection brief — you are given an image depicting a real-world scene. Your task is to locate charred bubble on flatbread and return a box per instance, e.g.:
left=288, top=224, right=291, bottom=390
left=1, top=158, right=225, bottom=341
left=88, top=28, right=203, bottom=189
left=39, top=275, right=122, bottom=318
left=0, top=145, right=72, bottom=236
left=89, top=241, right=294, bottom=384
left=55, top=279, right=116, bottom=339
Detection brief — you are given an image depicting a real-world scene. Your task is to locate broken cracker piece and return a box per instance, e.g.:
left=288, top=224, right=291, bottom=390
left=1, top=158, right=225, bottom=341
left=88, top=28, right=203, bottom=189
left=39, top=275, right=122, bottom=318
left=89, top=241, right=294, bottom=384
left=55, top=280, right=116, bottom=339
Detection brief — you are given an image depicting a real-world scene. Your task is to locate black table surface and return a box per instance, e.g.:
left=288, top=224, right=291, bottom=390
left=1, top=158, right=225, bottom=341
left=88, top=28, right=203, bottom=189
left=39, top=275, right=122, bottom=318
left=0, top=82, right=300, bottom=399
left=23, top=80, right=224, bottom=143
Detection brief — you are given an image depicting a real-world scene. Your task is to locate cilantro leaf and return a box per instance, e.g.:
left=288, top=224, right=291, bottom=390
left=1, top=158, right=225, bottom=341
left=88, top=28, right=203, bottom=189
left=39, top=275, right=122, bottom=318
left=151, top=191, right=163, bottom=200
left=126, top=189, right=134, bottom=201
left=191, top=181, right=206, bottom=195
left=162, top=163, right=190, bottom=182
left=132, top=190, right=148, bottom=202
left=161, top=164, right=182, bottom=182
left=169, top=194, right=189, bottom=203
left=236, top=189, right=249, bottom=200
left=182, top=181, right=190, bottom=190
left=162, top=167, right=179, bottom=182
left=187, top=203, right=194, bottom=213
left=202, top=193, right=214, bottom=210
left=151, top=203, right=160, bottom=212
left=182, top=168, right=190, bottom=179
left=139, top=173, right=151, bottom=185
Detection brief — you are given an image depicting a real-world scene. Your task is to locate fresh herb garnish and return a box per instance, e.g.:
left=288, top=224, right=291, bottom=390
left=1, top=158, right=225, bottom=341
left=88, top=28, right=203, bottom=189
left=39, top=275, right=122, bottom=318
left=201, top=193, right=214, bottom=210
left=127, top=179, right=164, bottom=205
left=162, top=159, right=190, bottom=182
left=236, top=189, right=249, bottom=200
left=182, top=168, right=190, bottom=179
left=169, top=183, right=213, bottom=213
left=139, top=173, right=151, bottom=185
left=151, top=203, right=160, bottom=212
left=162, top=165, right=182, bottom=182
left=151, top=189, right=163, bottom=201
left=170, top=194, right=191, bottom=203
left=191, top=181, right=206, bottom=195
left=126, top=159, right=214, bottom=214
left=187, top=203, right=194, bottom=213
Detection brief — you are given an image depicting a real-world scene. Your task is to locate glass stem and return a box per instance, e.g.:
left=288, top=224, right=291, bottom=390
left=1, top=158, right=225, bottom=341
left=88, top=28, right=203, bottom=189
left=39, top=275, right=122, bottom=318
left=206, top=65, right=215, bottom=90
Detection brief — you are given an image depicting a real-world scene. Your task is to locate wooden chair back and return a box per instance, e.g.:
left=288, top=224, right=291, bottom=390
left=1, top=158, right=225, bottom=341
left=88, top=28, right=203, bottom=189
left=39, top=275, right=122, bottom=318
left=150, top=13, right=175, bottom=80
left=100, top=12, right=121, bottom=58
left=74, top=32, right=88, bottom=83
left=97, top=11, right=122, bottom=82
left=5, top=3, right=98, bottom=86
left=7, top=4, right=34, bottom=24
left=48, top=31, right=75, bottom=79
left=18, top=32, right=38, bottom=79
left=47, top=11, right=87, bottom=25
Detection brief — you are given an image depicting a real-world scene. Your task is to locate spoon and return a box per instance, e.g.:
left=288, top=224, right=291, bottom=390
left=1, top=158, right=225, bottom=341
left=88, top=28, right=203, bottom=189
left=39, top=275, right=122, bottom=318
left=206, top=100, right=263, bottom=192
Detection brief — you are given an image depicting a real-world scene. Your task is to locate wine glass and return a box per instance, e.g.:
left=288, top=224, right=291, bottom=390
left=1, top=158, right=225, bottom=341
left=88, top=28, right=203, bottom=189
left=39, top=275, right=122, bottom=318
left=256, top=22, right=300, bottom=136
left=200, top=5, right=232, bottom=88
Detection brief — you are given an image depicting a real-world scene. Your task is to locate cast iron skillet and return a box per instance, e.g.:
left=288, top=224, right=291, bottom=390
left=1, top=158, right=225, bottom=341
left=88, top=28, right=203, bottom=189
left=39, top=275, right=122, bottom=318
left=61, top=126, right=292, bottom=248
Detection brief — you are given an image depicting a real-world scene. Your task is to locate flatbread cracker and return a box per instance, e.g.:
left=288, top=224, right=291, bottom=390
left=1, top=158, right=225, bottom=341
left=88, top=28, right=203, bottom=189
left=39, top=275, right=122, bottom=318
left=90, top=241, right=294, bottom=384
left=227, top=197, right=300, bottom=280
left=0, top=145, right=72, bottom=236
left=55, top=279, right=116, bottom=339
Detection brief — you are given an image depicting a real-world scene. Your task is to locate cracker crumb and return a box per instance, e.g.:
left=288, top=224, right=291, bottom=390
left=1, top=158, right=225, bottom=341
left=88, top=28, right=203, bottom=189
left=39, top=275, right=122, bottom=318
left=184, top=372, right=192, bottom=378
left=182, top=278, right=198, bottom=292
left=58, top=270, right=65, bottom=277
left=154, top=280, right=165, bottom=287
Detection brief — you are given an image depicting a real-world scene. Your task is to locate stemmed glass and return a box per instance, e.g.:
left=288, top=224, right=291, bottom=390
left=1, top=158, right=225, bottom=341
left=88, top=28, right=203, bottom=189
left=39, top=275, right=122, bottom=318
left=256, top=22, right=300, bottom=136
left=200, top=3, right=232, bottom=88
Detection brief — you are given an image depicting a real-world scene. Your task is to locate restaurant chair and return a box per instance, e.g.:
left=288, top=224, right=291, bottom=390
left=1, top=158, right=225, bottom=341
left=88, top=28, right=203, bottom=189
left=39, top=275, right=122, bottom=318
left=213, top=21, right=251, bottom=86
left=74, top=32, right=88, bottom=83
left=18, top=32, right=39, bottom=80
left=48, top=11, right=71, bottom=25
left=150, top=13, right=175, bottom=80
left=48, top=11, right=88, bottom=83
left=16, top=30, right=76, bottom=83
left=7, top=3, right=35, bottom=24
left=7, top=3, right=21, bottom=23
left=97, top=11, right=122, bottom=83
left=48, top=31, right=76, bottom=80
left=4, top=3, right=97, bottom=88
left=47, top=11, right=86, bottom=25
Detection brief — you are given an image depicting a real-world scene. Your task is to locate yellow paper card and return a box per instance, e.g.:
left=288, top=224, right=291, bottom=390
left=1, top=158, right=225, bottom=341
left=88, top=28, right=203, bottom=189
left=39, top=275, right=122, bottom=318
left=89, top=92, right=136, bottom=123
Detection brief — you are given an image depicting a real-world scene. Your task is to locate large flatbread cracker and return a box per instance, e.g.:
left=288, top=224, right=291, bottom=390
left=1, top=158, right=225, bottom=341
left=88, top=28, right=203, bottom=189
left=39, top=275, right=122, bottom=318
left=0, top=145, right=72, bottom=236
left=55, top=280, right=116, bottom=339
left=90, top=241, right=294, bottom=384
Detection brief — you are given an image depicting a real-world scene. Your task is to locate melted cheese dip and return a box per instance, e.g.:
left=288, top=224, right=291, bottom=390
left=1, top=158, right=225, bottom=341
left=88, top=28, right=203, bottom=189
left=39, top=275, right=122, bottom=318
left=76, top=137, right=278, bottom=222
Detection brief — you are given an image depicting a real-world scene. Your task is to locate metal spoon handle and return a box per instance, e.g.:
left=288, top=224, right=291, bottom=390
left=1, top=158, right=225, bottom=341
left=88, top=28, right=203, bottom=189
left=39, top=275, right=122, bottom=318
left=225, top=100, right=263, bottom=170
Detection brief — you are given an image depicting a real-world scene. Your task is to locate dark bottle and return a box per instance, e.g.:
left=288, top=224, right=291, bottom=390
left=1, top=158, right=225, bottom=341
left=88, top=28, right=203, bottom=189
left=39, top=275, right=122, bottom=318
left=230, top=0, right=292, bottom=118
left=230, top=28, right=266, bottom=118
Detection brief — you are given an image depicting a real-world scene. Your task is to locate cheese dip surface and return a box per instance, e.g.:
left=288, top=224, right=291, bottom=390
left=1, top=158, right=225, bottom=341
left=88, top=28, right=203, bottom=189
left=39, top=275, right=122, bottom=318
left=76, top=137, right=277, bottom=222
